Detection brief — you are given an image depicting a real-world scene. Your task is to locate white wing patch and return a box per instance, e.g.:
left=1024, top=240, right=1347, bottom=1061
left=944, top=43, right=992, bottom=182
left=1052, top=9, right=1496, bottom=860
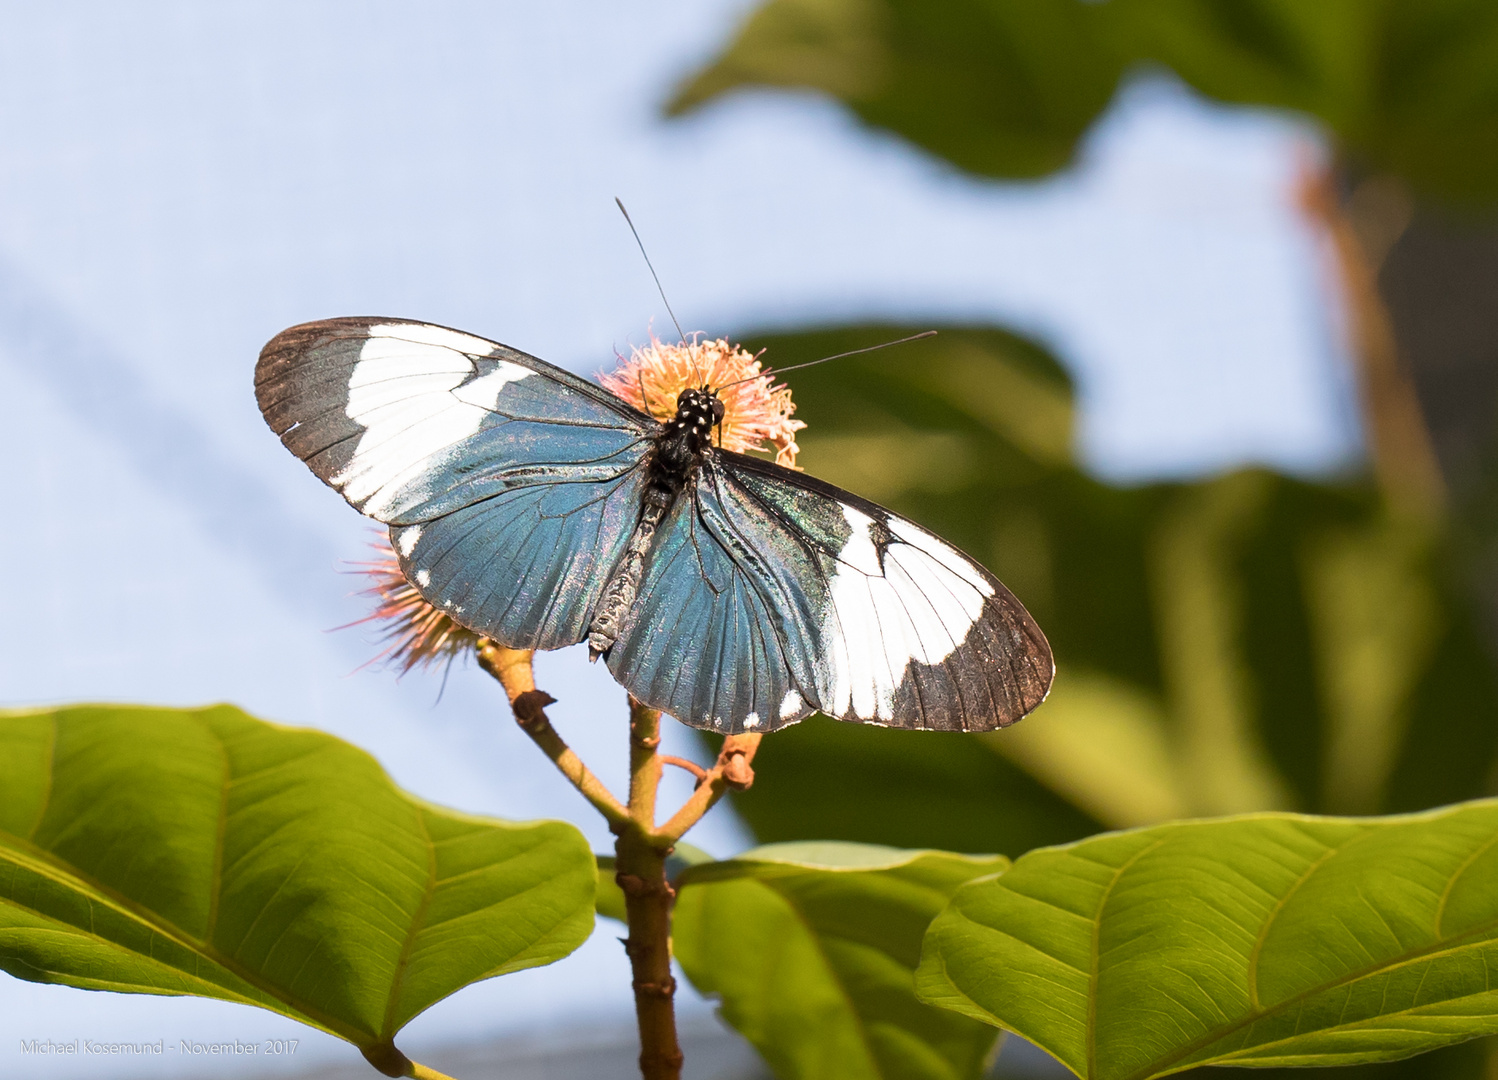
left=330, top=324, right=532, bottom=519
left=396, top=525, right=422, bottom=557
left=818, top=505, right=994, bottom=721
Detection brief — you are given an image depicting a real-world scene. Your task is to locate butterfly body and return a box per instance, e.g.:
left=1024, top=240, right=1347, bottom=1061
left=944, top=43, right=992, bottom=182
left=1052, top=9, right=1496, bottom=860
left=586, top=386, right=724, bottom=661
left=256, top=318, right=1053, bottom=734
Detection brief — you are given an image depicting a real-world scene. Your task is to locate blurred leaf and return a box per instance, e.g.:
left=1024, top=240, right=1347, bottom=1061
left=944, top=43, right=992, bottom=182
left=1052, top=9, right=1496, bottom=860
left=668, top=0, right=1125, bottom=179
left=724, top=713, right=1101, bottom=856
left=675, top=0, right=1498, bottom=201
left=0, top=704, right=596, bottom=1064
left=596, top=854, right=629, bottom=923
left=1108, top=0, right=1498, bottom=202
left=723, top=321, right=1498, bottom=848
left=675, top=842, right=1006, bottom=1080
left=918, top=799, right=1498, bottom=1077
left=985, top=667, right=1188, bottom=828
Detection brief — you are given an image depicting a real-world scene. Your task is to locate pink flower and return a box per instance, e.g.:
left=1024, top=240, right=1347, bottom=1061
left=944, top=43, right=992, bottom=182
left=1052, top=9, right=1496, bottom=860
left=599, top=336, right=805, bottom=469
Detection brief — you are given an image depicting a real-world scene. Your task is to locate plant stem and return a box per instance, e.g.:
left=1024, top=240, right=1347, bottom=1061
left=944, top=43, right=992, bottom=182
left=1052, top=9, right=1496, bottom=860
left=474, top=643, right=766, bottom=1080
left=475, top=640, right=630, bottom=829
left=617, top=698, right=684, bottom=1080
left=405, top=1061, right=459, bottom=1080
left=657, top=732, right=761, bottom=842
left=361, top=1042, right=458, bottom=1080
left=1299, top=162, right=1446, bottom=521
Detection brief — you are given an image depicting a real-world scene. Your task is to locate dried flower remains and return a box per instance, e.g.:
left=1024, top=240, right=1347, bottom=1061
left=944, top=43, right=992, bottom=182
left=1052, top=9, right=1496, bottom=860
left=350, top=539, right=481, bottom=674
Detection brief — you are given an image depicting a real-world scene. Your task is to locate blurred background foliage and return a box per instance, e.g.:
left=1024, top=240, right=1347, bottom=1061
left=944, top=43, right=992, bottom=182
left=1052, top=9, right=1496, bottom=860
left=678, top=1, right=1498, bottom=1074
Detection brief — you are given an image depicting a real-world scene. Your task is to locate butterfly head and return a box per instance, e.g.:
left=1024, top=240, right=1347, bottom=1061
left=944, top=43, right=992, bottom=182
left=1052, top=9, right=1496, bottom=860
left=670, top=386, right=725, bottom=448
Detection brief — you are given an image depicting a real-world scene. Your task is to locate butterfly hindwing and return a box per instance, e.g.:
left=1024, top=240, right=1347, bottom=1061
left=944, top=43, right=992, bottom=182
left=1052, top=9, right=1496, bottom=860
left=256, top=318, right=657, bottom=648
left=611, top=450, right=1052, bottom=733
left=604, top=477, right=816, bottom=732
left=389, top=470, right=652, bottom=651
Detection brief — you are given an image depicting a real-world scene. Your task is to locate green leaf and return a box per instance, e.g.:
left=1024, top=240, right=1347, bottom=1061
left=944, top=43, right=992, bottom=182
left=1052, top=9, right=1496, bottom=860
left=668, top=0, right=1125, bottom=179
left=675, top=0, right=1498, bottom=201
left=0, top=703, right=596, bottom=1065
left=674, top=842, right=1007, bottom=1080
left=917, top=799, right=1498, bottom=1078
left=1106, top=0, right=1498, bottom=202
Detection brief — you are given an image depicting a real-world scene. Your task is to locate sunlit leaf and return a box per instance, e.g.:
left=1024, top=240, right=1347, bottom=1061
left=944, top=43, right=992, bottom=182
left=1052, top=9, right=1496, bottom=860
left=0, top=704, right=596, bottom=1066
left=918, top=799, right=1498, bottom=1078
left=675, top=842, right=1007, bottom=1080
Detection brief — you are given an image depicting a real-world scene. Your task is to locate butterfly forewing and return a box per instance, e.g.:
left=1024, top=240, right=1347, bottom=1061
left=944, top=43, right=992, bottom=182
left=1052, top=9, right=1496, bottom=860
left=256, top=318, right=657, bottom=648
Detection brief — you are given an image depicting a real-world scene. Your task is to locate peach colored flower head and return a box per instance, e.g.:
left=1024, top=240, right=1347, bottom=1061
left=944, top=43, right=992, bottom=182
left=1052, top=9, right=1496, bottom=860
left=350, top=537, right=480, bottom=674
left=599, top=335, right=806, bottom=469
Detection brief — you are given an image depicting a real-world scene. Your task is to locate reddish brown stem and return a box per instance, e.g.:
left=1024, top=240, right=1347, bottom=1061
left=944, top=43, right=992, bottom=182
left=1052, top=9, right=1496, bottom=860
left=660, top=755, right=710, bottom=783
left=656, top=733, right=762, bottom=842
left=474, top=645, right=764, bottom=1080
left=617, top=699, right=683, bottom=1080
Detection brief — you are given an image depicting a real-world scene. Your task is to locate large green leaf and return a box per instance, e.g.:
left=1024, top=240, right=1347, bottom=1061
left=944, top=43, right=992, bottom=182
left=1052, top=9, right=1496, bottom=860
left=917, top=799, right=1498, bottom=1078
left=674, top=842, right=1007, bottom=1080
left=0, top=704, right=596, bottom=1067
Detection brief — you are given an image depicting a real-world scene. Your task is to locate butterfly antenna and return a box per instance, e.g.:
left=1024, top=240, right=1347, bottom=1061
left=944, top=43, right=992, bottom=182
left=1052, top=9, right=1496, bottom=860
left=638, top=370, right=655, bottom=417
left=615, top=197, right=702, bottom=385
left=717, top=330, right=938, bottom=391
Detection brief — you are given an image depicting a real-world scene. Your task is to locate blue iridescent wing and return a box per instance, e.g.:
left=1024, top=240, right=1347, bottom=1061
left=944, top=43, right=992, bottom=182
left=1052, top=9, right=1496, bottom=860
left=256, top=318, right=655, bottom=649
left=607, top=450, right=1053, bottom=734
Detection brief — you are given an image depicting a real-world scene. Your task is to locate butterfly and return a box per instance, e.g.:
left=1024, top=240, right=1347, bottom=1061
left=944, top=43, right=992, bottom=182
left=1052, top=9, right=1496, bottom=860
left=255, top=318, right=1053, bottom=734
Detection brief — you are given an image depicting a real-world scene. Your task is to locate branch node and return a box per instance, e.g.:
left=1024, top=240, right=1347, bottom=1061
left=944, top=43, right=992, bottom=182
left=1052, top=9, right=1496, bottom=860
left=617, top=871, right=675, bottom=900
left=632, top=976, right=678, bottom=998
left=721, top=749, right=755, bottom=790
left=511, top=688, right=557, bottom=728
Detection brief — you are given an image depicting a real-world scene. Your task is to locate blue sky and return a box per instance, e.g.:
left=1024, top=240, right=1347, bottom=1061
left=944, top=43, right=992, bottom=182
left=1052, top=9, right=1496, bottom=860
left=0, top=2, right=1361, bottom=1076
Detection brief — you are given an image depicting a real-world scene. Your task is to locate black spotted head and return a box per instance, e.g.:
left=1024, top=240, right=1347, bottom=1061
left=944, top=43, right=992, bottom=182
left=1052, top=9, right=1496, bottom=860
left=598, top=338, right=802, bottom=468
left=670, top=386, right=724, bottom=453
